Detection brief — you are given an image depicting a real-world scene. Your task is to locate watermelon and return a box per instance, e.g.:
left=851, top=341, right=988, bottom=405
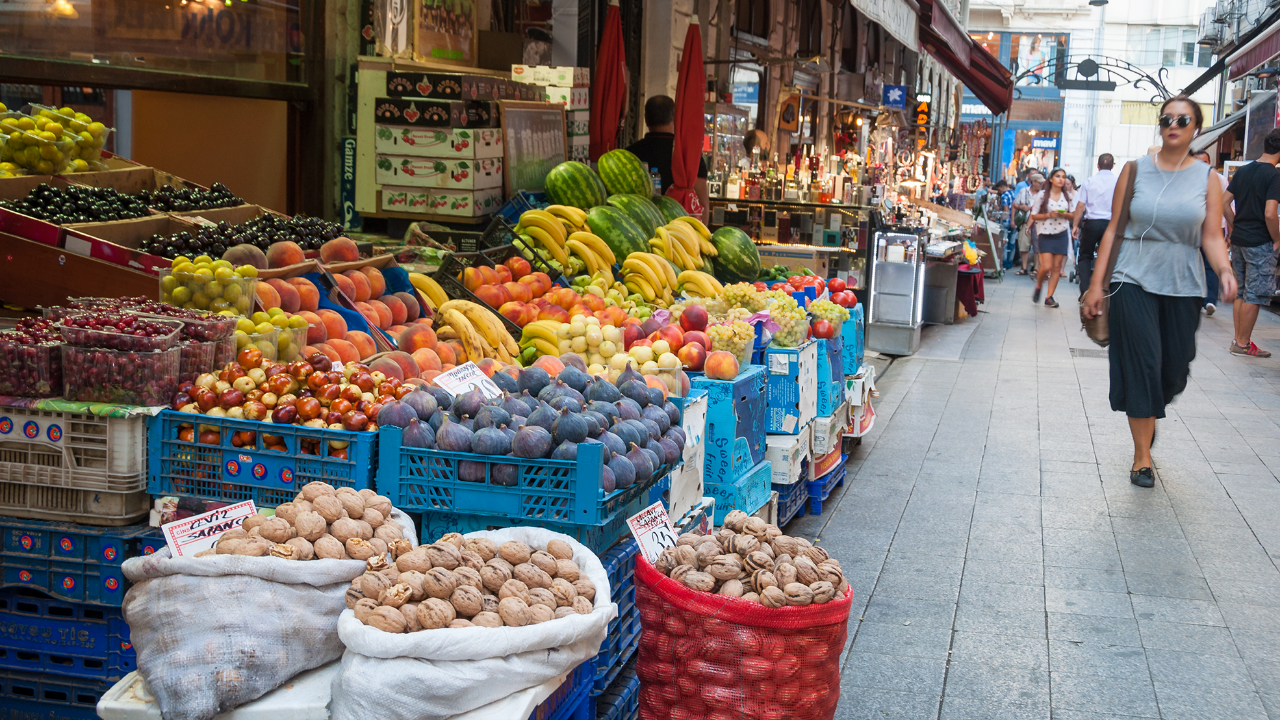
left=545, top=161, right=607, bottom=210
left=586, top=206, right=648, bottom=262
left=597, top=149, right=652, bottom=197
left=606, top=194, right=664, bottom=238
left=709, top=226, right=761, bottom=284
left=653, top=195, right=689, bottom=223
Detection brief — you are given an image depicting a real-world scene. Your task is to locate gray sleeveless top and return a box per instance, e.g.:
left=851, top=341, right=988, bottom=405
left=1110, top=155, right=1209, bottom=297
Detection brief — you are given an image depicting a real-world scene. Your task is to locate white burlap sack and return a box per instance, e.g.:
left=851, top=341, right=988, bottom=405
left=122, top=509, right=417, bottom=720
left=329, top=527, right=617, bottom=720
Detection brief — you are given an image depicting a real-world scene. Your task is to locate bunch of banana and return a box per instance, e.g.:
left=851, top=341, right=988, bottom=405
left=621, top=252, right=678, bottom=306
left=437, top=300, right=520, bottom=363
left=543, top=205, right=588, bottom=233
left=517, top=319, right=562, bottom=360
left=677, top=270, right=724, bottom=299
left=407, top=272, right=448, bottom=310
left=564, top=231, right=616, bottom=283
left=648, top=217, right=717, bottom=272
left=515, top=209, right=572, bottom=270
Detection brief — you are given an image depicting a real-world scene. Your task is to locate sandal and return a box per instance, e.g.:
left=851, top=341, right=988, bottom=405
left=1015, top=269, right=1028, bottom=275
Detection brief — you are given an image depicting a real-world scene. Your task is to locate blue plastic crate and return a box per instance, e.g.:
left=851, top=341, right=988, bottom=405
left=775, top=469, right=809, bottom=527
left=528, top=661, right=592, bottom=720
left=418, top=495, right=645, bottom=556
left=0, top=590, right=134, bottom=682
left=0, top=670, right=108, bottom=720
left=691, top=366, right=766, bottom=486
left=594, top=658, right=639, bottom=720
left=805, top=457, right=847, bottom=516
left=0, top=519, right=153, bottom=607
left=497, top=190, right=549, bottom=226
left=763, top=342, right=818, bottom=435
left=591, top=595, right=638, bottom=694
left=705, top=459, right=772, bottom=525
left=842, top=306, right=864, bottom=375
left=598, top=538, right=638, bottom=602
left=815, top=338, right=845, bottom=417
left=380, top=427, right=658, bottom=526
left=148, top=409, right=378, bottom=508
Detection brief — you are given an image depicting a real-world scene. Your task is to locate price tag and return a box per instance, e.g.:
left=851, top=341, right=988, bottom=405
left=161, top=500, right=257, bottom=558
left=433, top=361, right=503, bottom=399
left=627, top=501, right=678, bottom=564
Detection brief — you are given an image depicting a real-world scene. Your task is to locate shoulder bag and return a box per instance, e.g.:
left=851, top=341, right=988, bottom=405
left=1080, top=160, right=1137, bottom=347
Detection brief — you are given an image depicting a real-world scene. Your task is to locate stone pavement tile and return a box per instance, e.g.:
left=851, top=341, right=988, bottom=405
left=1048, top=639, right=1149, bottom=678
left=1144, top=648, right=1256, bottom=691
left=1044, top=565, right=1127, bottom=594
left=1205, top=577, right=1280, bottom=607
left=1041, top=459, right=1101, bottom=475
left=1137, top=619, right=1240, bottom=656
left=962, top=558, right=1043, bottom=587
left=949, top=631, right=1048, bottom=670
left=1152, top=682, right=1270, bottom=720
left=1050, top=711, right=1164, bottom=720
left=1044, top=588, right=1133, bottom=618
left=1041, top=473, right=1106, bottom=499
left=1043, top=544, right=1121, bottom=572
left=887, top=529, right=970, bottom=558
left=937, top=696, right=1049, bottom=720
left=850, top=620, right=953, bottom=660
left=1109, top=515, right=1185, bottom=538
left=967, top=537, right=1044, bottom=565
left=840, top=650, right=947, bottom=695
left=953, top=605, right=1047, bottom=639
left=958, top=580, right=1044, bottom=612
left=1261, top=692, right=1280, bottom=720
left=860, top=594, right=957, bottom=629
left=1042, top=527, right=1116, bottom=549
left=1047, top=613, right=1143, bottom=647
left=1131, top=594, right=1226, bottom=626
left=832, top=685, right=940, bottom=720
left=1042, top=509, right=1114, bottom=533
left=1049, top=672, right=1160, bottom=717
left=942, top=661, right=1049, bottom=705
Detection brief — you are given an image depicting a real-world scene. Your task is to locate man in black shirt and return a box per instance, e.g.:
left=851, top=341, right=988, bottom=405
left=1225, top=128, right=1280, bottom=357
left=625, top=95, right=708, bottom=213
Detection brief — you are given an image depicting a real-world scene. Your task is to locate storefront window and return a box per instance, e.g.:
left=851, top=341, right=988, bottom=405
left=796, top=0, right=822, bottom=56
left=969, top=32, right=1001, bottom=60
left=733, top=0, right=770, bottom=42
left=1011, top=34, right=1067, bottom=86
left=731, top=66, right=764, bottom=127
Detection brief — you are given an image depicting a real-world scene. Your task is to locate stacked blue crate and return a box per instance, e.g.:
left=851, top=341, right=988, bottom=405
left=527, top=662, right=593, bottom=720
left=806, top=457, right=848, bottom=516
left=589, top=538, right=639, bottom=696
left=594, top=658, right=638, bottom=720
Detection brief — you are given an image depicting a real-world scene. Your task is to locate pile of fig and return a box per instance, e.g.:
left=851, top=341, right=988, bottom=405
left=391, top=360, right=686, bottom=492
left=207, top=482, right=402, bottom=560
left=348, top=534, right=598, bottom=632
left=651, top=510, right=849, bottom=607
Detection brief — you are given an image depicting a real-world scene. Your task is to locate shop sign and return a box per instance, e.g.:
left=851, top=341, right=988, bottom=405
left=732, top=84, right=760, bottom=104
left=961, top=103, right=991, bottom=117
left=914, top=94, right=931, bottom=127
left=1031, top=137, right=1059, bottom=149
left=850, top=0, right=919, bottom=50
left=883, top=85, right=908, bottom=110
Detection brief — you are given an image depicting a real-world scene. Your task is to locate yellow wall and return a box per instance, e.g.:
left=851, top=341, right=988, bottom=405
left=130, top=91, right=288, bottom=212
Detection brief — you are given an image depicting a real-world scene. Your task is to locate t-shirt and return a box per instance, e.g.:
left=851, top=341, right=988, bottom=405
left=624, top=132, right=709, bottom=193
left=1031, top=190, right=1072, bottom=235
left=1225, top=160, right=1280, bottom=247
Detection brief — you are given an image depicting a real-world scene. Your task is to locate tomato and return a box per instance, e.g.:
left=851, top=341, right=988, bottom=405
left=814, top=279, right=825, bottom=294
left=752, top=282, right=768, bottom=292
left=828, top=277, right=847, bottom=293
left=812, top=319, right=836, bottom=338
left=770, top=282, right=790, bottom=291
left=787, top=275, right=803, bottom=286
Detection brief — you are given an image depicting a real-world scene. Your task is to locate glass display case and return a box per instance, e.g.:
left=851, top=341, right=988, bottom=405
left=866, top=228, right=926, bottom=355
left=704, top=103, right=750, bottom=180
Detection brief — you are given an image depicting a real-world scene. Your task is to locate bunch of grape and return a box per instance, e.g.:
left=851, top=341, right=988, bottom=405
left=723, top=283, right=765, bottom=312
left=809, top=299, right=850, bottom=326
left=769, top=295, right=810, bottom=348
left=725, top=307, right=752, bottom=323
left=707, top=320, right=755, bottom=365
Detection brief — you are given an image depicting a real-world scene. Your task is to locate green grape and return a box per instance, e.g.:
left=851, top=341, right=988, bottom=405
left=809, top=299, right=850, bottom=326
left=723, top=283, right=765, bottom=312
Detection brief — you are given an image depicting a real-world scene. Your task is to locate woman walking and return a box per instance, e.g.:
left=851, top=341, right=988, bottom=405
left=1030, top=168, right=1075, bottom=307
left=1082, top=96, right=1236, bottom=488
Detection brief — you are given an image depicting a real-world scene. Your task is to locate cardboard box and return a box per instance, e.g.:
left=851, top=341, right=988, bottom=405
left=169, top=204, right=280, bottom=226
left=575, top=67, right=591, bottom=86
left=374, top=125, right=504, bottom=158
left=566, top=110, right=590, bottom=137
left=373, top=98, right=499, bottom=129
left=844, top=364, right=876, bottom=408
left=62, top=214, right=191, bottom=276
left=666, top=389, right=707, bottom=522
left=0, top=230, right=158, bottom=309
left=67, top=166, right=201, bottom=194
left=549, top=67, right=574, bottom=86
left=808, top=446, right=844, bottom=482
left=764, top=341, right=818, bottom=435
left=757, top=245, right=837, bottom=278
left=810, top=402, right=849, bottom=457
left=545, top=86, right=589, bottom=110
left=0, top=175, right=70, bottom=247
left=375, top=156, right=504, bottom=190
left=511, top=65, right=552, bottom=85
left=567, top=136, right=589, bottom=162
left=766, top=424, right=811, bottom=486
left=385, top=72, right=465, bottom=99
left=380, top=186, right=503, bottom=217
left=848, top=398, right=875, bottom=438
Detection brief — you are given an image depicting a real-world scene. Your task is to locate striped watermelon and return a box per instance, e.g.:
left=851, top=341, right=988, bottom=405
left=606, top=194, right=664, bottom=238
left=585, top=206, right=648, bottom=261
left=544, top=161, right=607, bottom=210
left=709, top=226, right=761, bottom=284
left=653, top=195, right=689, bottom=222
left=597, top=149, right=652, bottom=197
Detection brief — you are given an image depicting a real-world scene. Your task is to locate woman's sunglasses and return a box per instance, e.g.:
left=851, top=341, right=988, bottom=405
left=1158, top=114, right=1194, bottom=129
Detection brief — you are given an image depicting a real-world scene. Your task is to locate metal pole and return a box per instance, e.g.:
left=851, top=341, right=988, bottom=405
left=1083, top=2, right=1106, bottom=171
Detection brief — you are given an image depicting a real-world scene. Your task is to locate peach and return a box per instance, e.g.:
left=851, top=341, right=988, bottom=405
left=366, top=299, right=393, bottom=329
left=266, top=241, right=306, bottom=269
left=475, top=358, right=500, bottom=377
left=530, top=272, right=553, bottom=292
left=548, top=287, right=578, bottom=309
left=223, top=244, right=268, bottom=270
left=462, top=267, right=484, bottom=291
left=388, top=350, right=421, bottom=379
left=393, top=292, right=421, bottom=321
left=441, top=364, right=455, bottom=372
left=503, top=282, right=532, bottom=303
left=504, top=256, right=532, bottom=280
left=371, top=352, right=417, bottom=381
left=297, top=311, right=328, bottom=345
left=332, top=273, right=356, bottom=300
left=288, top=278, right=321, bottom=312
left=433, top=342, right=455, bottom=366
left=474, top=284, right=510, bottom=308
left=445, top=340, right=466, bottom=363
left=621, top=324, right=643, bottom=350
left=677, top=342, right=706, bottom=371
left=580, top=294, right=605, bottom=313
left=520, top=305, right=540, bottom=326
left=353, top=302, right=379, bottom=329
left=651, top=325, right=684, bottom=352
left=345, top=331, right=377, bottom=359
left=313, top=342, right=341, bottom=362
left=412, top=348, right=441, bottom=373
left=495, top=265, right=512, bottom=283
left=319, top=236, right=360, bottom=264
left=265, top=279, right=301, bottom=314
left=499, top=301, right=526, bottom=327
left=531, top=355, right=565, bottom=375
left=704, top=350, right=740, bottom=380
left=360, top=267, right=387, bottom=298
left=518, top=274, right=545, bottom=297
left=398, top=324, right=438, bottom=354
left=538, top=305, right=570, bottom=323
left=326, top=339, right=360, bottom=364
left=380, top=295, right=408, bottom=325
left=421, top=369, right=442, bottom=383
left=644, top=375, right=669, bottom=400
left=343, top=271, right=372, bottom=302
left=477, top=266, right=500, bottom=286
left=682, top=330, right=711, bottom=351
left=254, top=282, right=281, bottom=311
left=316, top=309, right=348, bottom=340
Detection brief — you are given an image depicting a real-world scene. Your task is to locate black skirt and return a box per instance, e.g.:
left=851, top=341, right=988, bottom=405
left=1108, top=282, right=1201, bottom=419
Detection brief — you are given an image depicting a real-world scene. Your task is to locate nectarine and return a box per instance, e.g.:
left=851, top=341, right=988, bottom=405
left=288, top=278, right=321, bottom=312
left=345, top=331, right=377, bottom=359
left=398, top=324, right=437, bottom=354
left=326, top=339, right=360, bottom=364
left=314, top=343, right=340, bottom=362
left=255, top=283, right=281, bottom=311
left=380, top=295, right=408, bottom=325
left=319, top=237, right=360, bottom=264
left=704, top=350, right=740, bottom=380
left=265, top=279, right=301, bottom=314
left=411, top=348, right=441, bottom=373
left=266, top=241, right=306, bottom=269
left=503, top=282, right=532, bottom=303
left=360, top=267, right=386, bottom=298
left=343, top=271, right=372, bottom=302
left=297, top=311, right=328, bottom=345
left=223, top=244, right=267, bottom=270
left=366, top=299, right=393, bottom=329
left=393, top=292, right=421, bottom=321
left=316, top=309, right=348, bottom=340
left=333, top=273, right=356, bottom=300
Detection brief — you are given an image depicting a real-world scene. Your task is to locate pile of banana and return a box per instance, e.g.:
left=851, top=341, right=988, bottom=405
left=517, top=207, right=616, bottom=282
left=516, top=320, right=562, bottom=361
left=407, top=272, right=448, bottom=310
left=676, top=269, right=724, bottom=299
left=434, top=299, right=520, bottom=364
left=649, top=217, right=717, bottom=273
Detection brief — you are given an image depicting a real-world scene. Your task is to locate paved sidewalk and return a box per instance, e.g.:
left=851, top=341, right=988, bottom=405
left=796, top=275, right=1280, bottom=720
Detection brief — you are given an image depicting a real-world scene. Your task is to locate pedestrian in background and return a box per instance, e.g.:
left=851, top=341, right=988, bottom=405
left=1082, top=96, right=1236, bottom=489
left=1223, top=129, right=1280, bottom=356
left=1072, top=153, right=1119, bottom=296
left=1193, top=150, right=1226, bottom=316
left=1014, top=174, right=1043, bottom=276
left=1029, top=167, right=1074, bottom=307
left=996, top=180, right=1016, bottom=268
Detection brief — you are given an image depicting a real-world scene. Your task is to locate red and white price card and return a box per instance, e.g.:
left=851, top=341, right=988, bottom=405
left=433, top=362, right=503, bottom=399
left=627, top=501, right=679, bottom=564
left=162, top=500, right=258, bottom=558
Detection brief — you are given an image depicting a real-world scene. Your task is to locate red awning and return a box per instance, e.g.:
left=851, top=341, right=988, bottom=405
left=1228, top=23, right=1280, bottom=80
left=916, top=0, right=1012, bottom=115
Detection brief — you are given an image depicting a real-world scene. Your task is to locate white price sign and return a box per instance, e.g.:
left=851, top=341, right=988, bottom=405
left=161, top=500, right=257, bottom=558
left=432, top=361, right=503, bottom=399
left=627, top=501, right=678, bottom=564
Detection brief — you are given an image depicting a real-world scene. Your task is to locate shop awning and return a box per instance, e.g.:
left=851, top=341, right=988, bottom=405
left=1228, top=22, right=1280, bottom=80
left=916, top=0, right=1013, bottom=115
left=1190, top=110, right=1245, bottom=152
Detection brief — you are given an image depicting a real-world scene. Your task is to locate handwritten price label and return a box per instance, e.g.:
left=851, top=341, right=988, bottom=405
left=433, top=361, right=503, bottom=399
left=627, top=501, right=678, bottom=564
left=161, top=500, right=257, bottom=558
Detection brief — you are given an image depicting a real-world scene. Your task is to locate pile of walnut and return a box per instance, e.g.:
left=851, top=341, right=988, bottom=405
left=347, top=533, right=599, bottom=633
left=209, top=482, right=402, bottom=560
left=653, top=510, right=849, bottom=607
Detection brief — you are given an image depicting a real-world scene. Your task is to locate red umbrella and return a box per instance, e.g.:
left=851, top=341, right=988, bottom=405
left=666, top=15, right=706, bottom=219
left=588, top=0, right=628, bottom=161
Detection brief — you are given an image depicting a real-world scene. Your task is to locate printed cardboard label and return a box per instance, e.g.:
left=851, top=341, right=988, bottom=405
left=627, top=501, right=678, bottom=564
left=162, top=500, right=257, bottom=558
left=434, top=362, right=502, bottom=399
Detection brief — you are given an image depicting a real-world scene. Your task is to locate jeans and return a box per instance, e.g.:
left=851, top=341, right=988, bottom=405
left=1202, top=249, right=1219, bottom=306
left=1076, top=218, right=1110, bottom=296
left=1003, top=225, right=1017, bottom=268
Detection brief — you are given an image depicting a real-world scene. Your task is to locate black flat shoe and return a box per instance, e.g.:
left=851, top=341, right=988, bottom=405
left=1130, top=467, right=1155, bottom=488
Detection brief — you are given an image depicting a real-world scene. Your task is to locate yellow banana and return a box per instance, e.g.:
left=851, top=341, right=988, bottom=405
left=526, top=226, right=571, bottom=267
left=665, top=222, right=701, bottom=259
left=622, top=256, right=663, bottom=292
left=436, top=326, right=459, bottom=341
left=677, top=271, right=717, bottom=297
left=407, top=272, right=448, bottom=309
left=441, top=300, right=519, bottom=356
left=565, top=239, right=600, bottom=276
left=630, top=276, right=657, bottom=302
left=694, top=270, right=724, bottom=294
left=521, top=338, right=561, bottom=357
left=495, top=343, right=514, bottom=363
left=698, top=236, right=719, bottom=257
left=441, top=309, right=487, bottom=363
left=520, top=209, right=567, bottom=245
left=644, top=252, right=679, bottom=290
left=649, top=237, right=668, bottom=253
left=545, top=205, right=587, bottom=227
left=567, top=232, right=615, bottom=266
left=674, top=216, right=711, bottom=240
left=673, top=237, right=700, bottom=271
left=521, top=321, right=561, bottom=347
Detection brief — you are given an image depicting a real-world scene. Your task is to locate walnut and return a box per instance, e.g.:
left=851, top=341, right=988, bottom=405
left=434, top=532, right=461, bottom=549
left=459, top=550, right=485, bottom=572
left=258, top=517, right=292, bottom=544
left=772, top=536, right=798, bottom=557
left=465, top=537, right=498, bottom=561
left=682, top=571, right=716, bottom=592
left=751, top=570, right=778, bottom=594
left=550, top=578, right=578, bottom=607
left=695, top=541, right=721, bottom=568
left=380, top=564, right=400, bottom=583
left=311, top=495, right=344, bottom=524
left=481, top=595, right=500, bottom=613
left=423, top=568, right=458, bottom=599
left=314, top=535, right=346, bottom=559
left=367, top=495, right=393, bottom=519
left=338, top=493, right=365, bottom=520
left=357, top=488, right=378, bottom=502
left=449, top=619, right=474, bottom=628
left=718, top=579, right=745, bottom=597
left=774, top=553, right=794, bottom=568
left=369, top=538, right=388, bottom=556
left=336, top=486, right=359, bottom=498
left=794, top=537, right=813, bottom=551
left=417, top=598, right=456, bottom=629
left=354, top=520, right=373, bottom=541
left=810, top=581, right=836, bottom=604
left=360, top=571, right=392, bottom=599
left=425, top=543, right=462, bottom=570
left=529, top=551, right=558, bottom=576
left=784, top=582, right=814, bottom=606
left=375, top=523, right=404, bottom=544
left=676, top=533, right=704, bottom=547
left=269, top=543, right=296, bottom=560
left=760, top=543, right=776, bottom=559
left=760, top=586, right=786, bottom=608
left=775, top=563, right=798, bottom=587
left=514, top=563, right=552, bottom=589
left=362, top=507, right=385, bottom=529
left=346, top=538, right=376, bottom=561
left=389, top=538, right=414, bottom=559
left=220, top=527, right=249, bottom=542
left=674, top=545, right=698, bottom=568
left=793, top=557, right=820, bottom=585
left=527, top=604, right=555, bottom=624
left=301, top=481, right=336, bottom=501
left=765, top=525, right=782, bottom=540
left=743, top=516, right=769, bottom=540
left=450, top=585, right=484, bottom=616
left=241, top=514, right=267, bottom=533
left=546, top=539, right=574, bottom=560
left=554, top=606, right=577, bottom=619
left=742, top=592, right=760, bottom=604
left=670, top=564, right=694, bottom=584
left=726, top=535, right=759, bottom=556
left=329, top=518, right=362, bottom=544
left=744, top=551, right=774, bottom=574
left=293, top=512, right=327, bottom=542
left=353, top=597, right=380, bottom=623
left=571, top=596, right=593, bottom=614
left=498, top=597, right=530, bottom=627
left=706, top=555, right=743, bottom=581
left=293, top=499, right=313, bottom=515
left=803, top=545, right=830, bottom=564
left=481, top=563, right=512, bottom=593
left=240, top=538, right=273, bottom=556
left=499, top=541, right=532, bottom=565
left=216, top=538, right=247, bottom=555
left=528, top=587, right=557, bottom=609
left=555, top=559, right=580, bottom=583
left=723, top=509, right=749, bottom=532
left=345, top=580, right=364, bottom=608
left=454, top=566, right=483, bottom=591
left=273, top=502, right=300, bottom=525
left=654, top=547, right=679, bottom=576
left=837, top=579, right=850, bottom=597
left=366, top=553, right=391, bottom=573
left=401, top=603, right=422, bottom=632
left=472, top=611, right=503, bottom=628
left=572, top=578, right=596, bottom=602
left=398, top=570, right=426, bottom=601
left=396, top=548, right=431, bottom=573
left=379, top=583, right=413, bottom=608
left=499, top=579, right=531, bottom=604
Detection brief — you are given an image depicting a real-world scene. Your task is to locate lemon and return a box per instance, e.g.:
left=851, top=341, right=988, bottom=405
left=193, top=268, right=213, bottom=280
left=160, top=275, right=179, bottom=293
left=251, top=311, right=271, bottom=324
left=193, top=255, right=213, bottom=265
left=254, top=322, right=275, bottom=335
left=44, top=123, right=63, bottom=138
left=78, top=131, right=93, bottom=145
left=211, top=259, right=232, bottom=270
left=235, top=265, right=258, bottom=278
left=267, top=307, right=285, bottom=318
left=16, top=118, right=34, bottom=131
left=219, top=309, right=237, bottom=316
left=40, top=144, right=60, bottom=161
left=204, top=280, right=223, bottom=298
left=171, top=286, right=193, bottom=305
left=222, top=283, right=242, bottom=303
left=234, top=296, right=253, bottom=314
left=191, top=292, right=211, bottom=309
left=213, top=267, right=236, bottom=281
left=209, top=298, right=231, bottom=312
left=236, top=318, right=256, bottom=333
left=88, top=122, right=106, bottom=136
left=70, top=159, right=88, bottom=171
left=270, top=315, right=289, bottom=329
left=288, top=316, right=308, bottom=329
left=172, top=256, right=190, bottom=267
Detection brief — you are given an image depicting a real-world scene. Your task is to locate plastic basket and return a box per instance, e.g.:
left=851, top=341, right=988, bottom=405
left=496, top=190, right=549, bottom=226
left=0, top=128, right=77, bottom=174
left=0, top=519, right=154, bottom=606
left=0, top=335, right=62, bottom=398
left=419, top=495, right=644, bottom=556
left=594, top=658, right=639, bottom=720
left=177, top=340, right=220, bottom=384
left=27, top=104, right=113, bottom=166
left=805, top=457, right=847, bottom=516
left=58, top=317, right=182, bottom=353
left=147, top=409, right=378, bottom=508
left=775, top=464, right=809, bottom=526
left=61, top=346, right=180, bottom=407
left=528, top=661, right=593, bottom=720
left=0, top=406, right=146, bottom=492
left=0, top=589, right=135, bottom=681
left=590, top=538, right=639, bottom=694
left=132, top=310, right=237, bottom=343
left=0, top=670, right=108, bottom=720
left=378, top=426, right=657, bottom=526
left=431, top=252, right=523, bottom=338
left=158, top=269, right=257, bottom=318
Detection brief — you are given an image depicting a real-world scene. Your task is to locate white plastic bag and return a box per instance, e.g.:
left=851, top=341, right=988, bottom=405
left=122, top=509, right=417, bottom=720
left=329, top=527, right=617, bottom=720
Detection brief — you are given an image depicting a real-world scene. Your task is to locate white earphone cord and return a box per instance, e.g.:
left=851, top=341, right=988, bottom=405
left=1102, top=158, right=1176, bottom=300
